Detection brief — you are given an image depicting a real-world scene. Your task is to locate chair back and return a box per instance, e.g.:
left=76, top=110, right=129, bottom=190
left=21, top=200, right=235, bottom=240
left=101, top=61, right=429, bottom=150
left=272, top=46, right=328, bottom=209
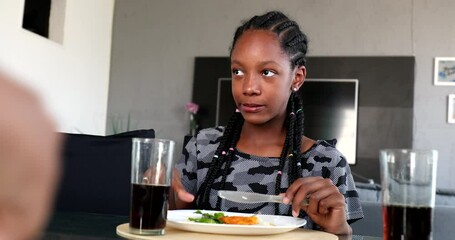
left=55, top=129, right=155, bottom=216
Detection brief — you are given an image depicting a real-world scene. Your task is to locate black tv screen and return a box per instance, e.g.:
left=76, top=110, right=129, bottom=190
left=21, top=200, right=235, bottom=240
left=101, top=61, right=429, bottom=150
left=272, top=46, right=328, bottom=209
left=216, top=78, right=359, bottom=164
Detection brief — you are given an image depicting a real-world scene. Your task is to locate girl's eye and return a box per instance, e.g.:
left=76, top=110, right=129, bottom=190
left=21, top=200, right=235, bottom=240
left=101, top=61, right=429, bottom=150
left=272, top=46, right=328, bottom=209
left=232, top=69, right=244, bottom=76
left=262, top=70, right=275, bottom=77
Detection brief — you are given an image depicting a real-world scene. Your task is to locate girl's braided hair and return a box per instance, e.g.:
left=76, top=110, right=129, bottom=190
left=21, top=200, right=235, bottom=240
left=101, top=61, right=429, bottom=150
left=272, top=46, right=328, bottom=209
left=196, top=11, right=308, bottom=215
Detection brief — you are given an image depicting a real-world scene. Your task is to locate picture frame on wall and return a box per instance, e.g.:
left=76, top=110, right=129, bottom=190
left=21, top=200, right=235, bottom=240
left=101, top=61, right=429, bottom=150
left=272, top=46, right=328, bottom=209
left=434, top=57, right=455, bottom=86
left=449, top=94, right=455, bottom=124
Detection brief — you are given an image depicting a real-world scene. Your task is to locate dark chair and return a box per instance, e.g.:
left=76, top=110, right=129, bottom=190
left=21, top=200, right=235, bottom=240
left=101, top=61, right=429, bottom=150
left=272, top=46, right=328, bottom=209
left=54, top=129, right=155, bottom=216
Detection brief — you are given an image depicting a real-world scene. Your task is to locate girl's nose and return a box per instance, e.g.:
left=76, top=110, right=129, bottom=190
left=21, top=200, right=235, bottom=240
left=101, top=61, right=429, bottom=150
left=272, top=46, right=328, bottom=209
left=243, top=74, right=261, bottom=95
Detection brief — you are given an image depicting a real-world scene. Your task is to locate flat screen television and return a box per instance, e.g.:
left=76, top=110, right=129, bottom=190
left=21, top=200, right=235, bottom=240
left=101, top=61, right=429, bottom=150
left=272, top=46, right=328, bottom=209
left=216, top=78, right=359, bottom=165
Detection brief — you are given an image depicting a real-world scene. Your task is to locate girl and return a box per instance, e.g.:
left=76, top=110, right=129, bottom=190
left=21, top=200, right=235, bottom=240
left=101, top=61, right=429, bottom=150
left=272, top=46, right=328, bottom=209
left=173, top=11, right=363, bottom=235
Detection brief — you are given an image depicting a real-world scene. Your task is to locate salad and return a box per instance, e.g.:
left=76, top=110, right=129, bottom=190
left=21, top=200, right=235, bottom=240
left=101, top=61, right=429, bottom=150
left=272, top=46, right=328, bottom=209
left=188, top=210, right=226, bottom=224
left=188, top=210, right=260, bottom=225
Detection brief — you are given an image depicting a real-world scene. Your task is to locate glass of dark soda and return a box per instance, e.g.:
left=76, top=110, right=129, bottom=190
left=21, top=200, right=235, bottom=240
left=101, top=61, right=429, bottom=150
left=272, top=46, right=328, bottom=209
left=380, top=149, right=438, bottom=240
left=129, top=138, right=175, bottom=235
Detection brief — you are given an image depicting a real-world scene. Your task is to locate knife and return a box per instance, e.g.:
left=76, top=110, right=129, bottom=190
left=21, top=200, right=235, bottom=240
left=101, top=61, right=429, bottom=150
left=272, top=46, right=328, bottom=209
left=217, top=190, right=309, bottom=206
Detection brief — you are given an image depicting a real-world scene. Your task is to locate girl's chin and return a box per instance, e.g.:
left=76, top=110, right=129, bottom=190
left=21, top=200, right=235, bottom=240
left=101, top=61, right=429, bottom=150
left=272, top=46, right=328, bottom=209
left=242, top=115, right=270, bottom=125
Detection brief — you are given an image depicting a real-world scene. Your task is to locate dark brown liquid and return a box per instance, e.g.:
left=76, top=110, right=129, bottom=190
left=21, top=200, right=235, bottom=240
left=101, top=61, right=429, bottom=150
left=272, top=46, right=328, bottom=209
left=383, top=205, right=433, bottom=240
left=130, top=184, right=170, bottom=230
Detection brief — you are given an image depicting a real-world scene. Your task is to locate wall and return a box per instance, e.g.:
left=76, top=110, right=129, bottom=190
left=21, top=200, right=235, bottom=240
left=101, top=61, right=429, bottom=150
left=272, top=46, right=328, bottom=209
left=0, top=0, right=115, bottom=135
left=48, top=0, right=66, bottom=44
left=1, top=0, right=452, bottom=189
left=109, top=0, right=454, bottom=189
left=413, top=1, right=455, bottom=189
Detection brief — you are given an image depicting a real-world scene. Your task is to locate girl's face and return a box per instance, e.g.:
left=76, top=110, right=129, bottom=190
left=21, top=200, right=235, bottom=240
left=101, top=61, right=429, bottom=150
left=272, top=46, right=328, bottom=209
left=230, top=30, right=305, bottom=126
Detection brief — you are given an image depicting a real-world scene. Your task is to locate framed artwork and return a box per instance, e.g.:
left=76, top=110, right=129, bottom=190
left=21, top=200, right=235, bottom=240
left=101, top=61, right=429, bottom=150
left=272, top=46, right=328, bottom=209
left=449, top=94, right=455, bottom=124
left=434, top=57, right=455, bottom=86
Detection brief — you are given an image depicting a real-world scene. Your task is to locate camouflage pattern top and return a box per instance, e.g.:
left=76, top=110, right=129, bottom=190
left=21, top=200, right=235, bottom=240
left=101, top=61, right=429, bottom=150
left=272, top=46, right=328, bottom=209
left=176, top=127, right=364, bottom=229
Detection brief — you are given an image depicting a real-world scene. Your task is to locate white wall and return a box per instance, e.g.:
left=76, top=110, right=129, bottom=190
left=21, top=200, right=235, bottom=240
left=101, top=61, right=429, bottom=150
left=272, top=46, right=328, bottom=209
left=48, top=0, right=66, bottom=44
left=109, top=0, right=454, bottom=189
left=0, top=0, right=115, bottom=135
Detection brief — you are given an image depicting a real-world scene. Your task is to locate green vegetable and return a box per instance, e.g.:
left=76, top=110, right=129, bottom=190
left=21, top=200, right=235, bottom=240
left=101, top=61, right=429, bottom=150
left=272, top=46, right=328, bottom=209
left=188, top=210, right=225, bottom=224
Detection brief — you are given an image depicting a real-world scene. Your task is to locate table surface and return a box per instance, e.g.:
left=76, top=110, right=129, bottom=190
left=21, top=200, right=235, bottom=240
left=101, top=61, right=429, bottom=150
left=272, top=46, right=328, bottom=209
left=43, top=212, right=381, bottom=240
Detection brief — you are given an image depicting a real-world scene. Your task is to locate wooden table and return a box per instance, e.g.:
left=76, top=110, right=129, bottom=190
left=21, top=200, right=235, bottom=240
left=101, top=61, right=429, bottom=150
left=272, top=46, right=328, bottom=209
left=116, top=223, right=339, bottom=240
left=44, top=212, right=380, bottom=240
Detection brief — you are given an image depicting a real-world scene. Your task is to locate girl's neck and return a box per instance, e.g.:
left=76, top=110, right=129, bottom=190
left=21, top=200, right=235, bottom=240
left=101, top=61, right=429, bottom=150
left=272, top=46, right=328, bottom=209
left=236, top=120, right=287, bottom=157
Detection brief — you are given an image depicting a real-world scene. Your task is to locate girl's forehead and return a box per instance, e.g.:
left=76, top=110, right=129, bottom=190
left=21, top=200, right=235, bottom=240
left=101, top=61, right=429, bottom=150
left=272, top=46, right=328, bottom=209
left=231, top=30, right=289, bottom=64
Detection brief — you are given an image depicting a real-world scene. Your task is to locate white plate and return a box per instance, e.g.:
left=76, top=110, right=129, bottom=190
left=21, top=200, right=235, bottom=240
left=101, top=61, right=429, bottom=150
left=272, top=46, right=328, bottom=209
left=166, top=210, right=306, bottom=235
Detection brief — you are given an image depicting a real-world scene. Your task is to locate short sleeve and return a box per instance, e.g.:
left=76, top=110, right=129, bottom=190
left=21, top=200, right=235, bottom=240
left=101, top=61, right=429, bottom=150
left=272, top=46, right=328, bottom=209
left=175, top=135, right=198, bottom=195
left=330, top=154, right=364, bottom=223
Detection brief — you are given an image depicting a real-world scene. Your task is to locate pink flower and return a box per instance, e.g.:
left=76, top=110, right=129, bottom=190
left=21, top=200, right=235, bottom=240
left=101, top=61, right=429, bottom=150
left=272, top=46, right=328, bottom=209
left=185, top=102, right=199, bottom=114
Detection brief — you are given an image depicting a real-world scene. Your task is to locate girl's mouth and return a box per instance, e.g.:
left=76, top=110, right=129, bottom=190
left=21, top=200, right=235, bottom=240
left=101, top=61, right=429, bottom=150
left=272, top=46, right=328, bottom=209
left=240, top=103, right=264, bottom=113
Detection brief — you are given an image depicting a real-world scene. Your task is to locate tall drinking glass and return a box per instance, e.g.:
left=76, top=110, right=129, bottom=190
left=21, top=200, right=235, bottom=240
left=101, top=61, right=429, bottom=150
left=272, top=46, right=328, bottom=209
left=129, top=138, right=175, bottom=235
left=379, top=149, right=438, bottom=240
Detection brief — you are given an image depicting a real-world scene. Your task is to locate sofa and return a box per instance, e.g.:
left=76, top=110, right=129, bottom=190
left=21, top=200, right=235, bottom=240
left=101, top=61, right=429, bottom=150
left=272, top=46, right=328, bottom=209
left=351, top=182, right=455, bottom=237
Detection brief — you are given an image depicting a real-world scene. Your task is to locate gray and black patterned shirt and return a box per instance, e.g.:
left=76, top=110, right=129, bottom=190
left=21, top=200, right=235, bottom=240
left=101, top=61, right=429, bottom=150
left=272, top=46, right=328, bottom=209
left=176, top=127, right=364, bottom=228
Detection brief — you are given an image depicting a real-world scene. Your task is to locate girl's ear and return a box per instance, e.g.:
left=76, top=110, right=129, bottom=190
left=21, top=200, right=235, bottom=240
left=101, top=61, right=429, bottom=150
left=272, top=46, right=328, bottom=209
left=292, top=66, right=306, bottom=91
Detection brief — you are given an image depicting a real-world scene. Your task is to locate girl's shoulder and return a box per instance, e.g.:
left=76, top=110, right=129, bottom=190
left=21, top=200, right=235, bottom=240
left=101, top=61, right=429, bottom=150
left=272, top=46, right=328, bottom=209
left=196, top=127, right=224, bottom=140
left=183, top=127, right=224, bottom=158
left=302, top=136, right=339, bottom=154
left=191, top=127, right=225, bottom=148
left=303, top=139, right=338, bottom=153
left=303, top=139, right=347, bottom=164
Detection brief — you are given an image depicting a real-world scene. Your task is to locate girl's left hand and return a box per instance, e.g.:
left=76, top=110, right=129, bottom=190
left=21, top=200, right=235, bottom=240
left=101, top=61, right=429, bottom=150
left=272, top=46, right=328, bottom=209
left=283, top=177, right=351, bottom=235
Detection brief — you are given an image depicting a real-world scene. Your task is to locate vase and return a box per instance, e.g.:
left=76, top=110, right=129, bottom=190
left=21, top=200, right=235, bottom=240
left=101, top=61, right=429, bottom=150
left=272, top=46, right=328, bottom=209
left=188, top=113, right=198, bottom=136
left=189, top=128, right=197, bottom=137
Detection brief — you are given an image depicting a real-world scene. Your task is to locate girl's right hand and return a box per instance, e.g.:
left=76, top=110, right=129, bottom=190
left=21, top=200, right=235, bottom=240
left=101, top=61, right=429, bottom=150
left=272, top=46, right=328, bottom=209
left=171, top=169, right=195, bottom=209
left=283, top=176, right=351, bottom=235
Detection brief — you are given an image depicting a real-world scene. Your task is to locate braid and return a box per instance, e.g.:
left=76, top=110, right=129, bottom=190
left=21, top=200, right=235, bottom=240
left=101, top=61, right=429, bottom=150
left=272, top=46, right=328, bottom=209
left=294, top=92, right=305, bottom=169
left=196, top=150, right=222, bottom=209
left=287, top=95, right=296, bottom=188
left=275, top=20, right=298, bottom=32
left=196, top=131, right=228, bottom=209
left=255, top=11, right=283, bottom=28
left=291, top=93, right=305, bottom=183
left=277, top=92, right=305, bottom=216
left=216, top=117, right=243, bottom=209
left=230, top=11, right=308, bottom=69
left=196, top=111, right=243, bottom=209
left=293, top=93, right=305, bottom=217
left=274, top=119, right=291, bottom=215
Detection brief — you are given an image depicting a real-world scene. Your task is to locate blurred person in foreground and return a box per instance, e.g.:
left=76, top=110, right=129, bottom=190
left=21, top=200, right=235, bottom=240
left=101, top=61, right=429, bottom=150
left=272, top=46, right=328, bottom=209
left=0, top=72, right=61, bottom=240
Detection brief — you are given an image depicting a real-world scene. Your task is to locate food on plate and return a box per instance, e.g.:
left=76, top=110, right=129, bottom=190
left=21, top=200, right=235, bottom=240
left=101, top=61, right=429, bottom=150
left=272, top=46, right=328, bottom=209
left=188, top=210, right=260, bottom=225
left=219, top=215, right=258, bottom=225
left=188, top=210, right=225, bottom=224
